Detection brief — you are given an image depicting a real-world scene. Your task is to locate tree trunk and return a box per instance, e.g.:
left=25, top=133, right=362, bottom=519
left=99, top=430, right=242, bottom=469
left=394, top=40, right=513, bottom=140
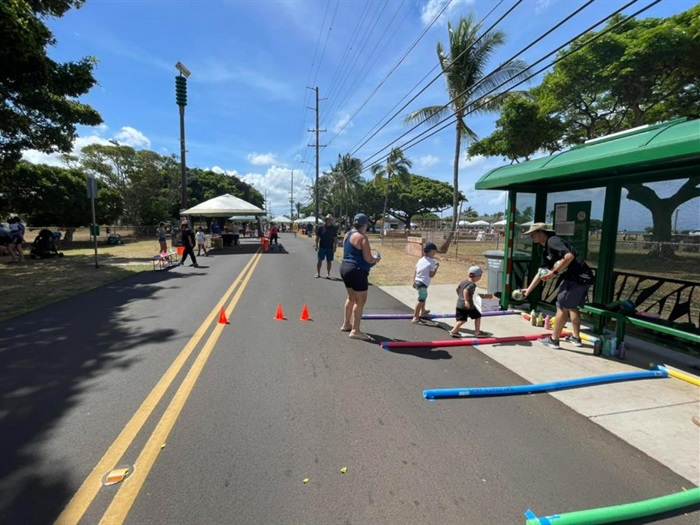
left=63, top=228, right=76, bottom=243
left=439, top=121, right=462, bottom=253
left=381, top=178, right=390, bottom=244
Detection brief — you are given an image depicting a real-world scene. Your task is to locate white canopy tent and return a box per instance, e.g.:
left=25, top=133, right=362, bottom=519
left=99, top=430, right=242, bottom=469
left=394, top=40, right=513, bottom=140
left=492, top=219, right=507, bottom=226
left=270, top=216, right=292, bottom=224
left=182, top=193, right=264, bottom=217
left=458, top=220, right=471, bottom=227
left=470, top=220, right=490, bottom=227
left=294, top=216, right=320, bottom=224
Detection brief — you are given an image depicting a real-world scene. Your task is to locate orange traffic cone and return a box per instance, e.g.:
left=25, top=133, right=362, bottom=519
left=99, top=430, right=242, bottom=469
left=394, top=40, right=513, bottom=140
left=218, top=307, right=229, bottom=324
left=274, top=303, right=286, bottom=320
left=300, top=304, right=311, bottom=321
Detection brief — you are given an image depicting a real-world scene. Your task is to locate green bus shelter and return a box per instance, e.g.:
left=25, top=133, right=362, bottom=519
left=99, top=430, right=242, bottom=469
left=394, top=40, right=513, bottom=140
left=475, top=118, right=700, bottom=345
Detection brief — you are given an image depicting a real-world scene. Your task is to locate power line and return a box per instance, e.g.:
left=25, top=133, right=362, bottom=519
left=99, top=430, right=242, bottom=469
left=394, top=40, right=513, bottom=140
left=359, top=0, right=652, bottom=172
left=325, top=0, right=464, bottom=148
left=349, top=0, right=521, bottom=159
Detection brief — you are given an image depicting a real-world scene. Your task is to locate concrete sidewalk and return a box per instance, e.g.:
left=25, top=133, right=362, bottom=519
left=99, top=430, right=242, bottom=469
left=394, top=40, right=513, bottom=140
left=377, top=283, right=700, bottom=486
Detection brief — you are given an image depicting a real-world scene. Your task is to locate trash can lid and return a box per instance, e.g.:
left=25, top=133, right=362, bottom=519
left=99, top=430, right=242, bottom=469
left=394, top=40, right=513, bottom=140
left=483, top=250, right=504, bottom=257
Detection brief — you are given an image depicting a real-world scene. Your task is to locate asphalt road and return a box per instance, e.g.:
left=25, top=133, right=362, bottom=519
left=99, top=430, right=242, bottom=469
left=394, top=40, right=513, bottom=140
left=0, top=233, right=697, bottom=524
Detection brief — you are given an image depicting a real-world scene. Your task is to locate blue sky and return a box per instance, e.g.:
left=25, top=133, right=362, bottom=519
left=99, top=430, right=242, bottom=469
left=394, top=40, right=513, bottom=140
left=23, top=0, right=698, bottom=227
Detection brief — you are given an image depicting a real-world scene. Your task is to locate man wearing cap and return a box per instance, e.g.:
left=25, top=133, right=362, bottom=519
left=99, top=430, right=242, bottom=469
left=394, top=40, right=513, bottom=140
left=411, top=242, right=440, bottom=323
left=522, top=223, right=593, bottom=349
left=179, top=220, right=199, bottom=268
left=315, top=214, right=338, bottom=279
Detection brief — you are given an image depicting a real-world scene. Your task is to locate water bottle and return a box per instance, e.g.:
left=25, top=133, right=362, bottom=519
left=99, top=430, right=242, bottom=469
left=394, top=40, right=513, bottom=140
left=593, top=339, right=603, bottom=356
left=536, top=312, right=544, bottom=327
left=617, top=341, right=627, bottom=359
left=530, top=309, right=537, bottom=326
left=544, top=315, right=551, bottom=330
left=609, top=338, right=617, bottom=357
left=374, top=252, right=381, bottom=261
left=602, top=338, right=611, bottom=357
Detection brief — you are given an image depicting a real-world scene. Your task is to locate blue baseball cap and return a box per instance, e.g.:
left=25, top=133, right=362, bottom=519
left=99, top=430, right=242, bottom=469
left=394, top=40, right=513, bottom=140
left=423, top=242, right=438, bottom=253
left=353, top=213, right=369, bottom=226
left=468, top=265, right=482, bottom=276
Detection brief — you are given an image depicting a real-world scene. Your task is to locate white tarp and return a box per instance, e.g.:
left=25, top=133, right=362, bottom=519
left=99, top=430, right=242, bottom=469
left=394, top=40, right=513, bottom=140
left=294, top=216, right=320, bottom=224
left=183, top=193, right=264, bottom=217
left=492, top=219, right=507, bottom=226
left=270, top=216, right=292, bottom=223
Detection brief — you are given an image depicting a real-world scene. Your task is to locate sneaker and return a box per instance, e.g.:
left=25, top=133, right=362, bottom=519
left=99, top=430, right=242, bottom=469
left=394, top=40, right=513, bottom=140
left=537, top=336, right=560, bottom=349
left=565, top=334, right=583, bottom=347
left=449, top=332, right=462, bottom=338
left=411, top=318, right=425, bottom=325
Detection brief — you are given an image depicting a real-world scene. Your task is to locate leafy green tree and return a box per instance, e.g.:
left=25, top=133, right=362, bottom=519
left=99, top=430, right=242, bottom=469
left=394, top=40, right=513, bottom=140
left=0, top=0, right=102, bottom=168
left=387, top=175, right=458, bottom=230
left=0, top=161, right=122, bottom=241
left=534, top=7, right=700, bottom=144
left=370, top=147, right=412, bottom=240
left=467, top=97, right=563, bottom=162
left=404, top=14, right=527, bottom=252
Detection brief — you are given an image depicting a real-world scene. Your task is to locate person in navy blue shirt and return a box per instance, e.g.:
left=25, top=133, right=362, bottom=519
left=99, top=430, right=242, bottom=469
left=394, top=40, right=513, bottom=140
left=339, top=213, right=381, bottom=340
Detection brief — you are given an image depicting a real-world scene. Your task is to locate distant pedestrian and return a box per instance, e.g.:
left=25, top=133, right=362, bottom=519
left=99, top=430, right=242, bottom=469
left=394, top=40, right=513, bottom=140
left=157, top=222, right=168, bottom=253
left=339, top=213, right=381, bottom=340
left=522, top=223, right=593, bottom=349
left=450, top=266, right=485, bottom=338
left=315, top=214, right=338, bottom=278
left=196, top=227, right=209, bottom=257
left=411, top=242, right=440, bottom=323
left=269, top=224, right=279, bottom=245
left=179, top=221, right=198, bottom=267
left=8, top=216, right=25, bottom=262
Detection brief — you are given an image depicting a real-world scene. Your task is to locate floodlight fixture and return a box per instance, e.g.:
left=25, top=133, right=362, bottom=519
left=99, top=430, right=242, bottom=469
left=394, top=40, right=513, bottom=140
left=175, top=61, right=191, bottom=78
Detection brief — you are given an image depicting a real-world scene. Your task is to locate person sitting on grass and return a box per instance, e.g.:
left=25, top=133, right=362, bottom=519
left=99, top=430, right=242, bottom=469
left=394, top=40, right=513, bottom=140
left=450, top=266, right=485, bottom=338
left=411, top=242, right=439, bottom=324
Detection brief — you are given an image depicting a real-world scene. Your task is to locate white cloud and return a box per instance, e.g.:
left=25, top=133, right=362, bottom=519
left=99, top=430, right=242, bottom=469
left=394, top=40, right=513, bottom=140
left=333, top=113, right=353, bottom=135
left=21, top=125, right=151, bottom=166
left=247, top=152, right=277, bottom=166
left=417, top=154, right=439, bottom=168
left=241, top=165, right=313, bottom=216
left=535, top=0, right=553, bottom=14
left=421, top=0, right=475, bottom=26
left=114, top=126, right=151, bottom=148
left=210, top=165, right=240, bottom=178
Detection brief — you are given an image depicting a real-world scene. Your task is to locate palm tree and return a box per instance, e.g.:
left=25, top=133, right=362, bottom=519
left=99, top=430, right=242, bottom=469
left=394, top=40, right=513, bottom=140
left=330, top=154, right=364, bottom=223
left=404, top=14, right=527, bottom=252
left=371, top=147, right=412, bottom=243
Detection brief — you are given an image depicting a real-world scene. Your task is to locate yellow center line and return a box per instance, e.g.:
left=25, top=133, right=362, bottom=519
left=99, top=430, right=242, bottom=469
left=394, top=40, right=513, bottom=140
left=99, top=250, right=263, bottom=524
left=55, top=250, right=261, bottom=525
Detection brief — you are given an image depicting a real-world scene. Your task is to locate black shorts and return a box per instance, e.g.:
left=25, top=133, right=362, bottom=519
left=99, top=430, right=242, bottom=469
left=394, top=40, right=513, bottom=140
left=456, top=307, right=481, bottom=321
left=340, top=262, right=369, bottom=292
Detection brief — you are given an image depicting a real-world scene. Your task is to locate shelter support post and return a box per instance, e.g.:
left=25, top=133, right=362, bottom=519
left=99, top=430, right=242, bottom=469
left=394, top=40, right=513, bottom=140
left=499, top=190, right=517, bottom=310
left=526, top=191, right=549, bottom=308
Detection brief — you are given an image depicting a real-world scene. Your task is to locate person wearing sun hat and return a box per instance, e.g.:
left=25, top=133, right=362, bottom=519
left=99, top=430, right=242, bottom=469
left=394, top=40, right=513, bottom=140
left=411, top=242, right=440, bottom=324
left=521, top=222, right=593, bottom=349
left=339, top=213, right=381, bottom=340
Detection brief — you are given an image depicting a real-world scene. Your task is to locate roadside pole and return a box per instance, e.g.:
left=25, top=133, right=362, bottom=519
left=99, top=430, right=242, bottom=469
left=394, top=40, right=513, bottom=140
left=87, top=176, right=99, bottom=268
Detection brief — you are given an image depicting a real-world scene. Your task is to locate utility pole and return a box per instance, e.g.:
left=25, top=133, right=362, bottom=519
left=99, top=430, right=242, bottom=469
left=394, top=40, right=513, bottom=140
left=289, top=169, right=294, bottom=220
left=307, top=86, right=326, bottom=226
left=175, top=62, right=191, bottom=212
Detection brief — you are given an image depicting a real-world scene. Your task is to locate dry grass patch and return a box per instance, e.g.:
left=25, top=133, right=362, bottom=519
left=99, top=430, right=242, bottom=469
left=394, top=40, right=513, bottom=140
left=0, top=240, right=157, bottom=323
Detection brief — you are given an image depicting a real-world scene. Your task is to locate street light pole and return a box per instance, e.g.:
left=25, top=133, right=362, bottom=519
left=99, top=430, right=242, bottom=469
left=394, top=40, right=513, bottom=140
left=175, top=61, right=191, bottom=212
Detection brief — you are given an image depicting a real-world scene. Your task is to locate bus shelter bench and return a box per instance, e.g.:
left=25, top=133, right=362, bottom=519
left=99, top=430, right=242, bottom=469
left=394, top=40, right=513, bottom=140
left=152, top=250, right=179, bottom=271
left=581, top=305, right=700, bottom=345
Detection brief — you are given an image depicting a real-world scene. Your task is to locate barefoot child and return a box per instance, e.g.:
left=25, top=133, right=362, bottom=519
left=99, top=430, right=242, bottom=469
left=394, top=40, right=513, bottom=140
left=450, top=265, right=485, bottom=338
left=196, top=227, right=209, bottom=257
left=411, top=242, right=439, bottom=323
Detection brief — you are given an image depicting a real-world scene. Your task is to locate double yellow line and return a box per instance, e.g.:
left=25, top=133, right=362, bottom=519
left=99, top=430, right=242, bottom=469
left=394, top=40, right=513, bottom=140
left=56, top=251, right=263, bottom=525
